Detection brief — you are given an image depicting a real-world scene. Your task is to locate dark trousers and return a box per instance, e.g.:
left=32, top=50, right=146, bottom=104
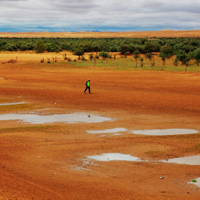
left=84, top=86, right=90, bottom=93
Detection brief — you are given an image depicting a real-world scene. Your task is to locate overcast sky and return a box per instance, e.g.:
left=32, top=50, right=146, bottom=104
left=0, top=0, right=200, bottom=32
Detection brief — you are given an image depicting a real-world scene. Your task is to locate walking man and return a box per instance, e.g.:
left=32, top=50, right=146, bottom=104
left=84, top=79, right=91, bottom=94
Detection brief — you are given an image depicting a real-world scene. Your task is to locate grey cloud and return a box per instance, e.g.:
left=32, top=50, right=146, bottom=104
left=0, top=0, right=26, bottom=1
left=142, top=0, right=165, bottom=9
left=141, top=0, right=200, bottom=14
left=166, top=3, right=200, bottom=13
left=0, top=0, right=200, bottom=31
left=48, top=0, right=98, bottom=11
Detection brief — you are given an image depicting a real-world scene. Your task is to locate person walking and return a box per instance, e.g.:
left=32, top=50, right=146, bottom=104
left=84, top=79, right=91, bottom=94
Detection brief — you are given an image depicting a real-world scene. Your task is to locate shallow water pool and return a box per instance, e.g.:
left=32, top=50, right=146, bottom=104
left=161, top=155, right=200, bottom=165
left=88, top=153, right=144, bottom=162
left=0, top=113, right=112, bottom=124
left=86, top=128, right=128, bottom=134
left=87, top=128, right=199, bottom=136
left=131, top=129, right=198, bottom=136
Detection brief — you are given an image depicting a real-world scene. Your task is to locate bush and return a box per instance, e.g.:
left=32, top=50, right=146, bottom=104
left=81, top=57, right=87, bottom=61
left=175, top=50, right=191, bottom=65
left=192, top=48, right=200, bottom=66
left=160, top=44, right=173, bottom=58
left=89, top=53, right=94, bottom=60
left=118, top=44, right=130, bottom=55
left=73, top=48, right=84, bottom=60
left=95, top=55, right=99, bottom=59
left=34, top=40, right=45, bottom=53
left=144, top=40, right=161, bottom=53
left=46, top=43, right=57, bottom=52
left=99, top=51, right=109, bottom=59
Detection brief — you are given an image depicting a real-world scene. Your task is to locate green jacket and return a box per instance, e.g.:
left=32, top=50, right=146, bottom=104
left=86, top=81, right=90, bottom=87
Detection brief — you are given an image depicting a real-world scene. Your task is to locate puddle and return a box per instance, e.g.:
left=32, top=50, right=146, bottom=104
left=161, top=155, right=200, bottom=165
left=0, top=113, right=112, bottom=124
left=88, top=153, right=144, bottom=162
left=131, top=129, right=198, bottom=136
left=188, top=178, right=200, bottom=187
left=86, top=128, right=128, bottom=134
left=87, top=128, right=198, bottom=136
left=0, top=102, right=25, bottom=106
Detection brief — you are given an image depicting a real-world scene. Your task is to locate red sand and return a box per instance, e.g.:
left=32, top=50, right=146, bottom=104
left=0, top=58, right=200, bottom=200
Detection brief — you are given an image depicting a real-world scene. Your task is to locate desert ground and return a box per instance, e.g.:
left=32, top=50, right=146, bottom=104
left=1, top=30, right=200, bottom=38
left=0, top=51, right=200, bottom=200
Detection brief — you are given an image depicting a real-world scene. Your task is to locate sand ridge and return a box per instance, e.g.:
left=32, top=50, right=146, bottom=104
left=0, top=30, right=200, bottom=38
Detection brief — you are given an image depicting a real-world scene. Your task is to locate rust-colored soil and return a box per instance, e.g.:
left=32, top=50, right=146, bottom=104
left=0, top=57, right=200, bottom=200
left=1, top=30, right=200, bottom=38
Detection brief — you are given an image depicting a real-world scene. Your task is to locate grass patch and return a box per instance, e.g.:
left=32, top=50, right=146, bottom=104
left=64, top=58, right=200, bottom=72
left=65, top=58, right=136, bottom=70
left=0, top=103, right=35, bottom=114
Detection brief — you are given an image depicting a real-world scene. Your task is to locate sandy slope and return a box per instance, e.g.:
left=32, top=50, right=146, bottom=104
left=0, top=60, right=200, bottom=200
left=0, top=30, right=200, bottom=38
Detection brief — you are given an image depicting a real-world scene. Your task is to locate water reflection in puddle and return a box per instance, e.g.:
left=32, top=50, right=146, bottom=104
left=188, top=178, right=200, bottom=187
left=86, top=128, right=128, bottom=134
left=88, top=153, right=144, bottom=162
left=131, top=129, right=199, bottom=136
left=161, top=155, right=200, bottom=165
left=88, top=154, right=200, bottom=165
left=0, top=113, right=112, bottom=124
left=87, top=128, right=198, bottom=136
left=0, top=102, right=25, bottom=106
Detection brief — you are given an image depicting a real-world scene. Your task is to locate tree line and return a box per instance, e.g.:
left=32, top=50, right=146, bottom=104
left=0, top=37, right=200, bottom=66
